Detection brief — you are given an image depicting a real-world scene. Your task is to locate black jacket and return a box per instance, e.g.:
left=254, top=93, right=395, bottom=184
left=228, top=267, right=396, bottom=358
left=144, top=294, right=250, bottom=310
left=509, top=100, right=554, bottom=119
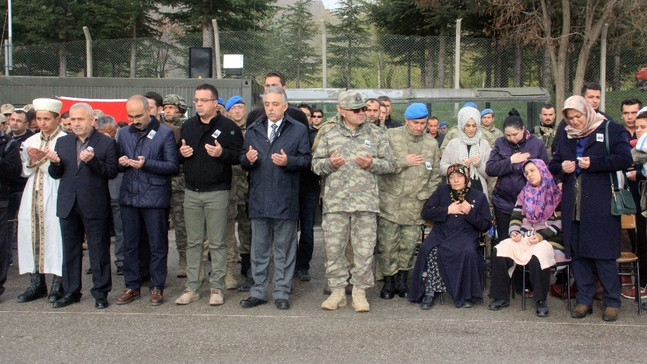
left=0, top=132, right=22, bottom=206
left=240, top=114, right=311, bottom=220
left=180, top=114, right=244, bottom=192
left=49, top=129, right=119, bottom=219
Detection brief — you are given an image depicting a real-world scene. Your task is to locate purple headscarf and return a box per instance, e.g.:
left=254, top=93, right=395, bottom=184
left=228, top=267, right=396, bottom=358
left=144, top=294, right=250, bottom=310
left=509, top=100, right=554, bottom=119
left=516, top=159, right=562, bottom=225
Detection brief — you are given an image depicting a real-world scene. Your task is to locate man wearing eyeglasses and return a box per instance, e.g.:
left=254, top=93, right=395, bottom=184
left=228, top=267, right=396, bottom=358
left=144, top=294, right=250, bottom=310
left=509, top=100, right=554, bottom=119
left=114, top=95, right=179, bottom=307
left=174, top=84, right=244, bottom=307
left=312, top=90, right=395, bottom=312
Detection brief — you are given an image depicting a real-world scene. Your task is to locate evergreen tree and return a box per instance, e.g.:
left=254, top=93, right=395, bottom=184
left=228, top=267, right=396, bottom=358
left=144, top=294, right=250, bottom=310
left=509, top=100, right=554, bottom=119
left=327, top=0, right=371, bottom=88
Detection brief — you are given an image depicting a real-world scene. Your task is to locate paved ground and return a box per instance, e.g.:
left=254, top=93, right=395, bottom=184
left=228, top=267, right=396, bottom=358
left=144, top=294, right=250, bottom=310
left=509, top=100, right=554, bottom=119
left=2, top=227, right=646, bottom=363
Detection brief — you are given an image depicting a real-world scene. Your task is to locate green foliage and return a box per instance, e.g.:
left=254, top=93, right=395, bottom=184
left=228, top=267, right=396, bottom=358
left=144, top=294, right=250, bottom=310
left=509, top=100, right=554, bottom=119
left=327, top=0, right=371, bottom=88
left=158, top=0, right=278, bottom=32
left=273, top=0, right=320, bottom=87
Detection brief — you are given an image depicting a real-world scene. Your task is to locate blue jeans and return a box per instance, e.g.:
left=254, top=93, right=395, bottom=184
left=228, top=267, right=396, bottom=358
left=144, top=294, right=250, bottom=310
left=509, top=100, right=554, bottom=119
left=120, top=206, right=168, bottom=291
left=296, top=184, right=320, bottom=273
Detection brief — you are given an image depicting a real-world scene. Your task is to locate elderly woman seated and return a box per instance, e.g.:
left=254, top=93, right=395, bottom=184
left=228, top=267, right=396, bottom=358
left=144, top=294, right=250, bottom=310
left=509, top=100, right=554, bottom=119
left=488, top=159, right=562, bottom=317
left=408, top=164, right=492, bottom=309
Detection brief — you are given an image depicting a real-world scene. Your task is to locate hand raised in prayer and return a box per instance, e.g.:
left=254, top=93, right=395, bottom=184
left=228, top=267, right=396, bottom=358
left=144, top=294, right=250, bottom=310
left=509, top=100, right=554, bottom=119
left=79, top=148, right=94, bottom=162
left=405, top=154, right=423, bottom=166
left=179, top=139, right=193, bottom=158
left=246, top=145, right=258, bottom=163
left=330, top=150, right=345, bottom=168
left=271, top=149, right=288, bottom=166
left=27, top=146, right=47, bottom=161
left=355, top=153, right=373, bottom=169
left=44, top=148, right=60, bottom=163
left=561, top=160, right=576, bottom=174
left=527, top=235, right=541, bottom=245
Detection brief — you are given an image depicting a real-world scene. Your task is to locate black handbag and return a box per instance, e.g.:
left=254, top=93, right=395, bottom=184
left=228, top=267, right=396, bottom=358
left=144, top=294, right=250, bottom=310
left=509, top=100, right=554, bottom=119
left=604, top=121, right=637, bottom=216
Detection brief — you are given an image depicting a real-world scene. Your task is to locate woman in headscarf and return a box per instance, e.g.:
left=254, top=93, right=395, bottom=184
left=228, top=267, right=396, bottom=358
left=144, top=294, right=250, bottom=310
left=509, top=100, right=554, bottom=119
left=440, top=106, right=491, bottom=197
left=488, top=159, right=562, bottom=317
left=408, top=164, right=492, bottom=309
left=549, top=95, right=632, bottom=322
left=486, top=110, right=549, bottom=244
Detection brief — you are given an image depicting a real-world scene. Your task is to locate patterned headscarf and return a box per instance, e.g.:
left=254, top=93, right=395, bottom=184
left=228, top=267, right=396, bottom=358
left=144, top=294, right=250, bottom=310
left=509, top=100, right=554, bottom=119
left=447, top=163, right=471, bottom=202
left=456, top=106, right=482, bottom=180
left=517, top=159, right=562, bottom=225
left=562, top=95, right=606, bottom=139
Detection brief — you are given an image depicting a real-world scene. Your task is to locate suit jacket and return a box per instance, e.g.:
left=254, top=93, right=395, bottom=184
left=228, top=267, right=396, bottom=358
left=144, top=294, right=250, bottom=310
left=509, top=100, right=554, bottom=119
left=49, top=129, right=119, bottom=219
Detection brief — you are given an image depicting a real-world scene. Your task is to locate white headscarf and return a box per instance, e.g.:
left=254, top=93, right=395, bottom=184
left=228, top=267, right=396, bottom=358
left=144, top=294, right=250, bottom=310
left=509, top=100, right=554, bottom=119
left=457, top=106, right=482, bottom=179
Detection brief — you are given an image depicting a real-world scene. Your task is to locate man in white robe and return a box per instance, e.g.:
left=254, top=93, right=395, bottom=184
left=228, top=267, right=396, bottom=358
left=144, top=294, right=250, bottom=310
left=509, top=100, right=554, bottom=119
left=16, top=98, right=66, bottom=303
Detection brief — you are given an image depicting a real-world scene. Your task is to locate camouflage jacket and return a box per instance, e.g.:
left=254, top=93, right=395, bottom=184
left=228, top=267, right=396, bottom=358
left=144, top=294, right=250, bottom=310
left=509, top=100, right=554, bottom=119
left=439, top=126, right=458, bottom=155
left=230, top=119, right=249, bottom=203
left=534, top=124, right=555, bottom=155
left=379, top=126, right=441, bottom=225
left=312, top=115, right=395, bottom=213
left=482, top=125, right=503, bottom=147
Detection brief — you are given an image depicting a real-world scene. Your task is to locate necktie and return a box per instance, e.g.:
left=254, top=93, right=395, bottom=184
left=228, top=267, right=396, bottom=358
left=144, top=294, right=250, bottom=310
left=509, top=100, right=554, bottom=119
left=270, top=123, right=278, bottom=143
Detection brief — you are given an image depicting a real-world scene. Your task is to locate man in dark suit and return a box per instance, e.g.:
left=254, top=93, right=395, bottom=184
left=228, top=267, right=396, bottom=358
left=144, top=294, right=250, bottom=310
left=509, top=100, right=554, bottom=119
left=47, top=102, right=119, bottom=309
left=115, top=95, right=178, bottom=306
left=239, top=86, right=311, bottom=310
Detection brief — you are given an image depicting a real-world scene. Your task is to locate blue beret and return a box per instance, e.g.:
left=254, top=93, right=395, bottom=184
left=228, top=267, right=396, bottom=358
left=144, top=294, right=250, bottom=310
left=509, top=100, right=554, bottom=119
left=217, top=97, right=225, bottom=106
left=439, top=121, right=447, bottom=127
left=404, top=103, right=429, bottom=119
left=480, top=108, right=494, bottom=117
left=463, top=102, right=477, bottom=109
left=225, top=95, right=244, bottom=111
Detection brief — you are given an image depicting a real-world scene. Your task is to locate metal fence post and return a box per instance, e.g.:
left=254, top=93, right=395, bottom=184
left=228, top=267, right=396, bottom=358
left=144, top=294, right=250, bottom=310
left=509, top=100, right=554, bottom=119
left=83, top=26, right=92, bottom=78
left=454, top=18, right=462, bottom=113
left=600, top=23, right=608, bottom=112
left=213, top=19, right=222, bottom=79
left=321, top=20, right=327, bottom=89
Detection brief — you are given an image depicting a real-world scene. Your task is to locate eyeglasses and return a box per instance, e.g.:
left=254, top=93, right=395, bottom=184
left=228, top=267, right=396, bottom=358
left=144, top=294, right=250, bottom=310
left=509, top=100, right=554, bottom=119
left=312, top=115, right=323, bottom=118
left=345, top=107, right=366, bottom=113
left=193, top=98, right=217, bottom=104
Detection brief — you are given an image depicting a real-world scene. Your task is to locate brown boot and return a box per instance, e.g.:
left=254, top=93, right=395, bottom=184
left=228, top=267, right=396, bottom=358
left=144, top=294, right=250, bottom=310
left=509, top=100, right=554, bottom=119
left=352, top=286, right=370, bottom=312
left=603, top=307, right=619, bottom=322
left=571, top=304, right=592, bottom=318
left=321, top=288, right=347, bottom=310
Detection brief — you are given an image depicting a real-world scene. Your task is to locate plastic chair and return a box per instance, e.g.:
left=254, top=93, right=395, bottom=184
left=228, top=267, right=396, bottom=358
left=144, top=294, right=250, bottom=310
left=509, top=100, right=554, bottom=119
left=618, top=214, right=642, bottom=315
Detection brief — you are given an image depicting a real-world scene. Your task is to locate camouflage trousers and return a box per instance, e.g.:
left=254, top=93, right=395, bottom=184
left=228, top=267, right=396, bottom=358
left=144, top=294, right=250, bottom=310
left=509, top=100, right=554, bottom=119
left=228, top=203, right=252, bottom=256
left=376, top=217, right=421, bottom=276
left=170, top=189, right=187, bottom=254
left=322, top=211, right=377, bottom=290
left=224, top=202, right=241, bottom=264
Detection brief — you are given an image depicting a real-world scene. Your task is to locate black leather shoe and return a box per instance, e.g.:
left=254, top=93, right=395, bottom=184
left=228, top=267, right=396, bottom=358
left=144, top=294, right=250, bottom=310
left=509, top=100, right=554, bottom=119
left=53, top=293, right=81, bottom=308
left=240, top=296, right=267, bottom=308
left=460, top=299, right=474, bottom=308
left=488, top=299, right=510, bottom=311
left=275, top=299, right=290, bottom=310
left=238, top=276, right=254, bottom=292
left=535, top=300, right=549, bottom=317
left=95, top=298, right=108, bottom=309
left=420, top=294, right=436, bottom=310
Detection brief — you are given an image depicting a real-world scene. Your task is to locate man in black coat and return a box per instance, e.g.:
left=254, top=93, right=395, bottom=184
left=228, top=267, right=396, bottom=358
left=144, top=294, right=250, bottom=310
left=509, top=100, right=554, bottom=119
left=0, top=128, right=21, bottom=301
left=47, top=102, right=119, bottom=309
left=239, top=86, right=311, bottom=310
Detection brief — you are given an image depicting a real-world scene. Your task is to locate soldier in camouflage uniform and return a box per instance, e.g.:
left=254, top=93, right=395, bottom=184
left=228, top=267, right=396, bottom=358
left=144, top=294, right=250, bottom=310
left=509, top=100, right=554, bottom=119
left=162, top=94, right=188, bottom=277
left=480, top=109, right=503, bottom=147
left=312, top=90, right=395, bottom=312
left=222, top=96, right=252, bottom=290
left=534, top=103, right=556, bottom=155
left=377, top=103, right=441, bottom=300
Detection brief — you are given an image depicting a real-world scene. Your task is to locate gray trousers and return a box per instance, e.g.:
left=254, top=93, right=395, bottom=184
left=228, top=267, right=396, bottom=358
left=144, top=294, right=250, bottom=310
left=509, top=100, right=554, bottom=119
left=111, top=199, right=124, bottom=267
left=250, top=218, right=297, bottom=301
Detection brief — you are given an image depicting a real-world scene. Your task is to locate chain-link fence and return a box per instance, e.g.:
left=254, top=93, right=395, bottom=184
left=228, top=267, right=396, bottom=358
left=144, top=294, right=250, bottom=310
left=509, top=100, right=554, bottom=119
left=2, top=29, right=645, bottom=92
